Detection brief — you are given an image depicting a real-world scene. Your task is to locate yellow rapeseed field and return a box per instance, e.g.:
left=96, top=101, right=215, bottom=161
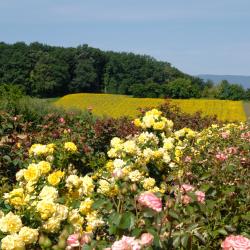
left=55, top=93, right=247, bottom=122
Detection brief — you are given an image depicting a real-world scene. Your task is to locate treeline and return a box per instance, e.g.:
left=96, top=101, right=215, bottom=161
left=0, top=42, right=202, bottom=98
left=0, top=41, right=249, bottom=100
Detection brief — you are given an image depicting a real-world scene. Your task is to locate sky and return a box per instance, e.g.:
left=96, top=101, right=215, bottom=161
left=1, top=0, right=250, bottom=75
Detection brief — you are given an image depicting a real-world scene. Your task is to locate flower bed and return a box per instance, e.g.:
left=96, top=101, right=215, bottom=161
left=0, top=109, right=249, bottom=249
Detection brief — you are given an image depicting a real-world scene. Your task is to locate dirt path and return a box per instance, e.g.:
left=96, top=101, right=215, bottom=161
left=243, top=102, right=250, bottom=121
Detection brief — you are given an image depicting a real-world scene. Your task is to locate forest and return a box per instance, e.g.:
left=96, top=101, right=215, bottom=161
left=0, top=41, right=249, bottom=100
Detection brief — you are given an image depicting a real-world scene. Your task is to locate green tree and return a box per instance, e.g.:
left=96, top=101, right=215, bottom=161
left=165, top=78, right=200, bottom=98
left=30, top=53, right=70, bottom=97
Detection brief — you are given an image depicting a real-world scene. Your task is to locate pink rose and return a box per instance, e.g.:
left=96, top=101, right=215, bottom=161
left=140, top=233, right=154, bottom=246
left=67, top=234, right=80, bottom=247
left=221, top=235, right=250, bottom=250
left=112, top=168, right=124, bottom=179
left=221, top=131, right=230, bottom=139
left=137, top=193, right=162, bottom=212
left=80, top=233, right=92, bottom=245
left=184, top=156, right=192, bottom=162
left=216, top=153, right=228, bottom=161
left=225, top=147, right=238, bottom=155
left=181, top=194, right=192, bottom=205
left=181, top=184, right=195, bottom=193
left=59, top=117, right=65, bottom=124
left=195, top=190, right=205, bottom=203
left=111, top=236, right=141, bottom=250
left=241, top=131, right=250, bottom=141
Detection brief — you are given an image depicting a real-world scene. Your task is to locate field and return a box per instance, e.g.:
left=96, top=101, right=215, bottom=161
left=55, top=93, right=247, bottom=122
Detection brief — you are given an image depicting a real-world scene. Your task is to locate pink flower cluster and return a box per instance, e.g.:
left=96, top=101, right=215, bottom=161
left=221, top=235, right=250, bottom=250
left=137, top=192, right=162, bottom=212
left=180, top=184, right=205, bottom=204
left=241, top=131, right=250, bottom=142
left=109, top=233, right=154, bottom=250
left=215, top=152, right=228, bottom=161
left=225, top=147, right=238, bottom=155
left=221, top=131, right=230, bottom=139
left=66, top=233, right=92, bottom=249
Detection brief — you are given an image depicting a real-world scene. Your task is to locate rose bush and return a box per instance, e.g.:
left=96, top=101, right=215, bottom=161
left=0, top=108, right=249, bottom=249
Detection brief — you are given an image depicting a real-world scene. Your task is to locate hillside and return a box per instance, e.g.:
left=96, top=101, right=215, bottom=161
left=198, top=74, right=250, bottom=89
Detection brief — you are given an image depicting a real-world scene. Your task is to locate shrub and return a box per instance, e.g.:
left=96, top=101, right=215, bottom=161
left=0, top=109, right=249, bottom=249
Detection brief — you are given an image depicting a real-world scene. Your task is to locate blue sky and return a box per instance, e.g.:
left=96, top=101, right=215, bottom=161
left=1, top=0, right=250, bottom=75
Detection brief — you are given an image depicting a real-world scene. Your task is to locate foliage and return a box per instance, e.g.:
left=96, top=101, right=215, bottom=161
left=0, top=84, right=25, bottom=114
left=0, top=109, right=249, bottom=249
left=216, top=80, right=247, bottom=100
left=1, top=42, right=249, bottom=100
left=164, top=78, right=201, bottom=99
left=0, top=42, right=193, bottom=98
left=55, top=93, right=247, bottom=122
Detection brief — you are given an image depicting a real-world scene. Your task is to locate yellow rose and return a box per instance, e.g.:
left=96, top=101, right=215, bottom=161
left=0, top=212, right=22, bottom=234
left=64, top=142, right=77, bottom=152
left=48, top=171, right=64, bottom=186
left=142, top=177, right=156, bottom=190
left=24, top=164, right=40, bottom=182
left=36, top=200, right=56, bottom=220
left=38, top=161, right=51, bottom=174
left=1, top=234, right=25, bottom=250
left=19, top=226, right=39, bottom=244
left=43, top=217, right=61, bottom=233
left=146, top=108, right=162, bottom=117
left=4, top=188, right=26, bottom=208
left=79, top=198, right=94, bottom=215
left=133, top=118, right=142, bottom=127
left=80, top=175, right=94, bottom=196
left=123, top=140, right=137, bottom=154
left=153, top=121, right=165, bottom=130
left=68, top=209, right=84, bottom=232
left=39, top=186, right=58, bottom=201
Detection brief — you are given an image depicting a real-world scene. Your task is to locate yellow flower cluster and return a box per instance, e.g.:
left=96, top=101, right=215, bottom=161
left=174, top=128, right=196, bottom=139
left=66, top=175, right=94, bottom=197
left=97, top=179, right=118, bottom=197
left=0, top=212, right=38, bottom=250
left=85, top=211, right=104, bottom=232
left=134, top=109, right=173, bottom=132
left=29, top=143, right=55, bottom=156
left=4, top=188, right=27, bottom=208
left=48, top=170, right=64, bottom=186
left=64, top=142, right=78, bottom=152
left=79, top=198, right=94, bottom=215
left=0, top=212, right=22, bottom=234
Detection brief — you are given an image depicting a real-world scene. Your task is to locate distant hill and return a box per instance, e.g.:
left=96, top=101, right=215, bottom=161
left=198, top=74, right=250, bottom=89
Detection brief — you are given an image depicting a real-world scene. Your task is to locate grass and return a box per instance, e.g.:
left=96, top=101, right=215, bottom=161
left=55, top=93, right=247, bottom=122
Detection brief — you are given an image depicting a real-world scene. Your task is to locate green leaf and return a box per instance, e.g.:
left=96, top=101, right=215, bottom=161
left=194, top=232, right=206, bottom=245
left=119, top=212, right=135, bottom=230
left=108, top=224, right=117, bottom=235
left=217, top=228, right=228, bottom=236
left=92, top=199, right=107, bottom=209
left=3, top=155, right=11, bottom=162
left=131, top=228, right=142, bottom=237
left=181, top=234, right=189, bottom=248
left=108, top=212, right=122, bottom=226
left=71, top=200, right=80, bottom=209
left=82, top=245, right=92, bottom=250
left=225, top=225, right=236, bottom=233
left=168, top=210, right=179, bottom=221
left=173, top=236, right=181, bottom=248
